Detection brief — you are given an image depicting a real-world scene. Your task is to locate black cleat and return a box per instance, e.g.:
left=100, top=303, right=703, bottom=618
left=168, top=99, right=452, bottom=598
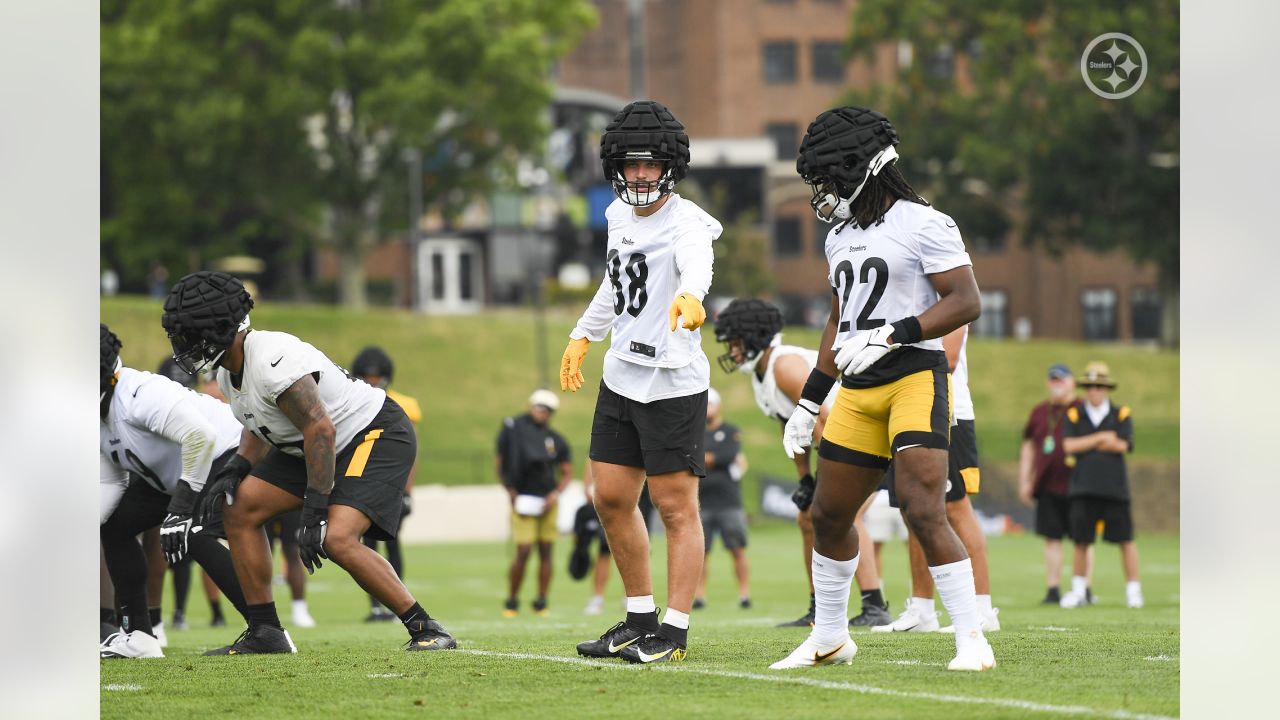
left=577, top=619, right=653, bottom=658
left=405, top=618, right=458, bottom=651
left=531, top=597, right=549, bottom=617
left=1042, top=587, right=1061, bottom=605
left=739, top=597, right=752, bottom=610
left=850, top=603, right=893, bottom=628
left=203, top=624, right=297, bottom=656
left=365, top=606, right=396, bottom=623
left=692, top=598, right=706, bottom=610
left=210, top=615, right=226, bottom=628
left=776, top=609, right=815, bottom=628
left=619, top=632, right=688, bottom=664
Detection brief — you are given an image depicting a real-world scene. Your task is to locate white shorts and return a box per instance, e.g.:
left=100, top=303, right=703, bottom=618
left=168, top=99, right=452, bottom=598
left=864, top=489, right=908, bottom=543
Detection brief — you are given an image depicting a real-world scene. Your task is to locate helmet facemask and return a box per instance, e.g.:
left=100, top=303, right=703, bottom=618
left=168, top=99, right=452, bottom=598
left=610, top=153, right=676, bottom=207
left=168, top=314, right=249, bottom=376
left=807, top=145, right=899, bottom=223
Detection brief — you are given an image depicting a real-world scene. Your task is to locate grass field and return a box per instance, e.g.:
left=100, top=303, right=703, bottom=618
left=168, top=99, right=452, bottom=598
left=101, top=296, right=1179, bottom=491
left=101, top=523, right=1179, bottom=719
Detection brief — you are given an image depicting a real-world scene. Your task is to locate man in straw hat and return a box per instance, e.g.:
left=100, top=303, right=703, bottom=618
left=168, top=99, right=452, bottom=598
left=1060, top=361, right=1143, bottom=609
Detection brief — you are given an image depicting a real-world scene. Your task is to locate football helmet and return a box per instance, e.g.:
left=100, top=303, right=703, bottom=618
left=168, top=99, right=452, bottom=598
left=600, top=100, right=690, bottom=207
left=351, top=346, right=394, bottom=387
left=797, top=107, right=900, bottom=222
left=713, top=298, right=783, bottom=374
left=156, top=356, right=197, bottom=389
left=100, top=323, right=123, bottom=404
left=161, top=271, right=254, bottom=375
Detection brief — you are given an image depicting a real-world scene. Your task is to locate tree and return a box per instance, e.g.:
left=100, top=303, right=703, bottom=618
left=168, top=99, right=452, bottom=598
left=846, top=0, right=1179, bottom=343
left=102, top=0, right=597, bottom=307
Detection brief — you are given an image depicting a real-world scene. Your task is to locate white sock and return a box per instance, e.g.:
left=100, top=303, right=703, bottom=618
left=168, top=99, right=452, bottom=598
left=930, top=558, right=982, bottom=644
left=1126, top=581, right=1142, bottom=595
left=1071, top=575, right=1089, bottom=595
left=909, top=596, right=936, bottom=615
left=589, top=595, right=603, bottom=604
left=811, top=551, right=857, bottom=644
left=976, top=594, right=993, bottom=615
left=663, top=608, right=690, bottom=630
left=292, top=599, right=309, bottom=613
left=626, top=595, right=656, bottom=614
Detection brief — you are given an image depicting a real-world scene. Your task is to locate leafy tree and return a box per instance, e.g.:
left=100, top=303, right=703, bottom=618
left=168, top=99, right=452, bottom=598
left=102, top=0, right=597, bottom=308
left=847, top=0, right=1179, bottom=343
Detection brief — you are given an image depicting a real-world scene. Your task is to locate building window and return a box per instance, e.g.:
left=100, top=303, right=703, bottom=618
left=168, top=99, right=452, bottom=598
left=813, top=218, right=831, bottom=255
left=970, top=234, right=1007, bottom=253
left=774, top=217, right=801, bottom=258
left=459, top=251, right=474, bottom=301
left=1131, top=286, right=1161, bottom=340
left=928, top=44, right=955, bottom=79
left=430, top=252, right=445, bottom=300
left=765, top=122, right=799, bottom=161
left=1081, top=287, right=1118, bottom=340
left=763, top=41, right=797, bottom=84
left=811, top=41, right=846, bottom=83
left=973, top=289, right=1007, bottom=338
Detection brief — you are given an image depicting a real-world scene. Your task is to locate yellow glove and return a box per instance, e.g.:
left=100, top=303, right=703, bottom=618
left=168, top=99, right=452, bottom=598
left=560, top=338, right=590, bottom=392
left=668, top=292, right=706, bottom=331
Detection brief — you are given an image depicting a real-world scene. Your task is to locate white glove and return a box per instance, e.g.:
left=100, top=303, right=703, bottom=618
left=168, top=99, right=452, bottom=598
left=783, top=399, right=820, bottom=459
left=834, top=325, right=900, bottom=375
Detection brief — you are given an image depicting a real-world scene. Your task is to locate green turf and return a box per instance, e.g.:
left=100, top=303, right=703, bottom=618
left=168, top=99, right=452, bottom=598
left=101, top=523, right=1179, bottom=718
left=101, top=295, right=1179, bottom=492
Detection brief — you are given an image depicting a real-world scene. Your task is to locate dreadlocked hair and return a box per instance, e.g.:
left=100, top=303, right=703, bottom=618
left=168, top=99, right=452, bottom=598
left=836, top=161, right=930, bottom=234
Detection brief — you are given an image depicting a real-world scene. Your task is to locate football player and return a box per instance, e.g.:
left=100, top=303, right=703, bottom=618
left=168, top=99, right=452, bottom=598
left=161, top=271, right=455, bottom=654
left=769, top=107, right=993, bottom=672
left=99, top=324, right=249, bottom=659
left=562, top=100, right=720, bottom=664
left=713, top=298, right=892, bottom=628
left=874, top=325, right=1001, bottom=634
left=350, top=346, right=420, bottom=622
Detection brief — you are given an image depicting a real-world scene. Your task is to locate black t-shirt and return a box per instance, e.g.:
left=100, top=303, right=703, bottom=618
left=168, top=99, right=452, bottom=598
left=698, top=421, right=743, bottom=511
left=496, top=414, right=572, bottom=497
left=1064, top=401, right=1134, bottom=501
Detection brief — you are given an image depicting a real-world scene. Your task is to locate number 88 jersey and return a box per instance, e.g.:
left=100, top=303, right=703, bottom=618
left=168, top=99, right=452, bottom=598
left=823, top=201, right=972, bottom=386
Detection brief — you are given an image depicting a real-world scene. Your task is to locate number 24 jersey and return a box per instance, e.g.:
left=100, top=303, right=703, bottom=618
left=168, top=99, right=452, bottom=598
left=823, top=200, right=972, bottom=386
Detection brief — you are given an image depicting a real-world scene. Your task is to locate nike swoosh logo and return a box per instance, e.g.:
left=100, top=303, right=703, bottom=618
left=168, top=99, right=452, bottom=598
left=637, top=647, right=673, bottom=662
left=607, top=637, right=639, bottom=653
left=270, top=356, right=284, bottom=367
left=945, top=221, right=957, bottom=228
left=895, top=443, right=923, bottom=453
left=132, top=388, right=140, bottom=397
left=227, top=650, right=238, bottom=655
left=814, top=642, right=847, bottom=663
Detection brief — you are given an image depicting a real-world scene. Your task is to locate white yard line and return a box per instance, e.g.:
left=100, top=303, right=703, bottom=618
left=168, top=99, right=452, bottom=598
left=102, top=684, right=144, bottom=691
left=457, top=649, right=1175, bottom=720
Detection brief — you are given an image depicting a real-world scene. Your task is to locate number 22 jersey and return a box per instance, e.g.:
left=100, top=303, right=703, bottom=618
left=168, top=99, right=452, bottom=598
left=823, top=200, right=972, bottom=388
left=216, top=330, right=385, bottom=457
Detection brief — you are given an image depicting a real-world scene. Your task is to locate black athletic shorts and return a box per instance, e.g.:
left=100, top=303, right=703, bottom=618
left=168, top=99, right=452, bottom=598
left=265, top=508, right=301, bottom=547
left=1069, top=495, right=1134, bottom=545
left=701, top=508, right=748, bottom=552
left=1035, top=492, right=1071, bottom=540
left=884, top=422, right=975, bottom=508
left=250, top=397, right=415, bottom=541
left=588, top=381, right=706, bottom=478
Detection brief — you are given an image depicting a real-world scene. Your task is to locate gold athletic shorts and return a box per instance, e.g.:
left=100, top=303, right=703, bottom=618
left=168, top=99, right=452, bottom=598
left=819, top=368, right=952, bottom=469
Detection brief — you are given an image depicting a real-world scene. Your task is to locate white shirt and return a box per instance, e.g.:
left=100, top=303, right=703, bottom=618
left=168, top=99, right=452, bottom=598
left=752, top=344, right=840, bottom=421
left=100, top=368, right=242, bottom=523
left=1085, top=398, right=1112, bottom=427
left=571, top=194, right=721, bottom=402
left=824, top=201, right=972, bottom=354
left=217, top=330, right=385, bottom=457
left=951, top=329, right=974, bottom=422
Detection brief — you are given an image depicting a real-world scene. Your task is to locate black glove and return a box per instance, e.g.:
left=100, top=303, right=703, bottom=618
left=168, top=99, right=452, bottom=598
left=297, top=493, right=330, bottom=574
left=791, top=474, right=816, bottom=511
left=199, top=454, right=253, bottom=525
left=161, top=481, right=199, bottom=565
left=401, top=493, right=413, bottom=519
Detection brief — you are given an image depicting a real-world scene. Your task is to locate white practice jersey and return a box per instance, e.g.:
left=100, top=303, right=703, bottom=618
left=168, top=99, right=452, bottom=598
left=217, top=330, right=385, bottom=458
left=823, top=200, right=972, bottom=386
left=752, top=345, right=840, bottom=422
left=951, top=328, right=974, bottom=422
left=572, top=193, right=721, bottom=402
left=100, top=368, right=242, bottom=522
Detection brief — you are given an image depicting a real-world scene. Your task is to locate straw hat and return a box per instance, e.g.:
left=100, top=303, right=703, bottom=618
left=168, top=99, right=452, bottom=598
left=1077, top=361, right=1117, bottom=389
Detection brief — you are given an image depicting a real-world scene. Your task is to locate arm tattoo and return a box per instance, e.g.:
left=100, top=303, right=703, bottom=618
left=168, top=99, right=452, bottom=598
left=277, top=375, right=337, bottom=496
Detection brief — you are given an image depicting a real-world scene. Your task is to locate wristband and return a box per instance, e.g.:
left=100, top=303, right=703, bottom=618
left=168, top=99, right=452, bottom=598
left=889, top=316, right=923, bottom=345
left=167, top=481, right=199, bottom=515
left=800, top=369, right=837, bottom=407
left=303, top=492, right=331, bottom=511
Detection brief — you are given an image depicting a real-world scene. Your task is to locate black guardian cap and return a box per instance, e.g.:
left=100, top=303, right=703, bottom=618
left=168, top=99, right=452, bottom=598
left=100, top=323, right=123, bottom=404
left=600, top=100, right=690, bottom=207
left=713, top=298, right=784, bottom=374
left=161, top=271, right=254, bottom=375
left=797, top=107, right=900, bottom=222
left=351, top=346, right=394, bottom=387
